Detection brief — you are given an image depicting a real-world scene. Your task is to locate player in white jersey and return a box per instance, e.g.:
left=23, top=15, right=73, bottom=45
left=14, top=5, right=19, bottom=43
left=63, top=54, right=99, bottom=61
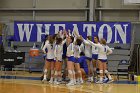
left=66, top=35, right=76, bottom=86
left=81, top=36, right=93, bottom=82
left=72, top=30, right=84, bottom=84
left=53, top=36, right=66, bottom=84
left=87, top=38, right=113, bottom=83
left=73, top=38, right=84, bottom=84
left=42, top=35, right=55, bottom=83
left=92, top=36, right=99, bottom=80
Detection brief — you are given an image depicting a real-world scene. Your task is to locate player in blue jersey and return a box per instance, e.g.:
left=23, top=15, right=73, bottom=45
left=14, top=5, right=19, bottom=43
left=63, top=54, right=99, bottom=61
left=78, top=52, right=88, bottom=81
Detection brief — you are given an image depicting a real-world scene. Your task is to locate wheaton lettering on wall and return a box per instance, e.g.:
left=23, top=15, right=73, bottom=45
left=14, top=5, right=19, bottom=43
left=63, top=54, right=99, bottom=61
left=14, top=21, right=131, bottom=44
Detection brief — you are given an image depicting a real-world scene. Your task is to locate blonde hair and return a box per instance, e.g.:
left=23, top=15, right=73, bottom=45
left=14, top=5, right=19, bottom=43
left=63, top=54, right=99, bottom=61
left=101, top=38, right=106, bottom=45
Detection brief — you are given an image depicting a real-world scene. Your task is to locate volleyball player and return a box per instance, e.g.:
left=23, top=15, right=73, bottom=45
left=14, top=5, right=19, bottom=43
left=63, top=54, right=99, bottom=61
left=66, top=32, right=76, bottom=86
left=73, top=38, right=84, bottom=84
left=72, top=30, right=84, bottom=84
left=92, top=36, right=99, bottom=81
left=54, top=38, right=63, bottom=84
left=42, top=35, right=55, bottom=83
left=40, top=35, right=48, bottom=81
left=81, top=36, right=93, bottom=82
left=53, top=34, right=67, bottom=84
left=87, top=38, right=113, bottom=84
left=78, top=52, right=88, bottom=81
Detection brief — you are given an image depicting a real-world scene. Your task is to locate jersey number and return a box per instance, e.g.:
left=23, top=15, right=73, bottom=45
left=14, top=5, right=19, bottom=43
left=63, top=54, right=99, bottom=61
left=104, top=47, right=107, bottom=52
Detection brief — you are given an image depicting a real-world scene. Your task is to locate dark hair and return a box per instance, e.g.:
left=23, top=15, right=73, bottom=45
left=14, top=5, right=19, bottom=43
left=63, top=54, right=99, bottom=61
left=93, top=36, right=99, bottom=43
left=53, top=34, right=58, bottom=40
left=87, top=36, right=92, bottom=41
left=45, top=34, right=48, bottom=40
left=76, top=38, right=82, bottom=46
left=48, top=35, right=54, bottom=44
left=56, top=37, right=62, bottom=45
left=70, top=36, right=74, bottom=43
left=80, top=52, right=85, bottom=56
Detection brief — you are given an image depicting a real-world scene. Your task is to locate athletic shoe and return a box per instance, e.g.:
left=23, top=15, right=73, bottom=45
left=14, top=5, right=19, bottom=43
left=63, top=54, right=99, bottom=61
left=58, top=79, right=62, bottom=82
left=80, top=80, right=84, bottom=84
left=61, top=80, right=66, bottom=84
left=87, top=78, right=92, bottom=82
left=65, top=77, right=70, bottom=82
left=66, top=81, right=75, bottom=86
left=74, top=82, right=77, bottom=85
left=90, top=77, right=94, bottom=82
left=42, top=79, right=47, bottom=83
left=76, top=81, right=81, bottom=85
left=54, top=81, right=60, bottom=85
left=93, top=77, right=98, bottom=83
left=49, top=80, right=54, bottom=84
left=103, top=78, right=109, bottom=83
left=95, top=80, right=103, bottom=84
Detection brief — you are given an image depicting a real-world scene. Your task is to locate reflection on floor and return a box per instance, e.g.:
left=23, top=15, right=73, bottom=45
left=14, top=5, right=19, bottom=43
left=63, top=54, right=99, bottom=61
left=0, top=71, right=140, bottom=93
left=0, top=80, right=140, bottom=93
left=0, top=71, right=138, bottom=84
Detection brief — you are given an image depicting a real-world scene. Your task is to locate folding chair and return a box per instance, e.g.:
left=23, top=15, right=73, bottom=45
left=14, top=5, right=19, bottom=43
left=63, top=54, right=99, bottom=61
left=117, top=60, right=130, bottom=80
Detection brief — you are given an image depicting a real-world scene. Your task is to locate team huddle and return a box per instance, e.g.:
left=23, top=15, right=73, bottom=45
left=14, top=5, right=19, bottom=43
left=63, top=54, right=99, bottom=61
left=41, top=30, right=113, bottom=86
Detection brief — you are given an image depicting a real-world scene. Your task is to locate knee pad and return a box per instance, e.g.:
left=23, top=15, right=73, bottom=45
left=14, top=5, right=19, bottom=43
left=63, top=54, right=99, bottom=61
left=104, top=70, right=108, bottom=74
left=68, top=70, right=73, bottom=75
left=99, top=70, right=103, bottom=74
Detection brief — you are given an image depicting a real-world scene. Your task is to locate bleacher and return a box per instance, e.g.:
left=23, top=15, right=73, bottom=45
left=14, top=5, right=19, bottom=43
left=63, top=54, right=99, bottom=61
left=107, top=44, right=131, bottom=76
left=4, top=42, right=44, bottom=72
left=4, top=41, right=131, bottom=76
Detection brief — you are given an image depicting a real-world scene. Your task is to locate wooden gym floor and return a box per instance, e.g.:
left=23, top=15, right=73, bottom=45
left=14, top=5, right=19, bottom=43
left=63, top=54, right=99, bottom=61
left=0, top=71, right=139, bottom=93
left=0, top=79, right=139, bottom=93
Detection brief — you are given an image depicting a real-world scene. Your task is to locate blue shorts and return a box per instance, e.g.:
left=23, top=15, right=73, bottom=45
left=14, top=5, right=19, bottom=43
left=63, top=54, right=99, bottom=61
left=86, top=57, right=92, bottom=61
left=73, top=57, right=79, bottom=63
left=67, top=56, right=75, bottom=62
left=54, top=60, right=62, bottom=62
left=83, top=68, right=88, bottom=75
left=98, top=59, right=107, bottom=62
left=46, top=59, right=55, bottom=62
left=92, top=54, right=98, bottom=60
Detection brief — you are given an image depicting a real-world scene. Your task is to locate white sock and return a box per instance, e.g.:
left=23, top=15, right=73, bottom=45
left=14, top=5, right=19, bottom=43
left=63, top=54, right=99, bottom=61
left=43, top=75, right=47, bottom=80
left=80, top=77, right=83, bottom=81
left=70, top=78, right=74, bottom=83
left=43, top=69, right=47, bottom=79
